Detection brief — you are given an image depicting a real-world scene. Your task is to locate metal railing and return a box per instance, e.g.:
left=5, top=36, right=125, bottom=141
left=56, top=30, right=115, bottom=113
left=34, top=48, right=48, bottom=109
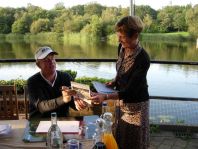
left=0, top=58, right=198, bottom=101
left=0, top=58, right=198, bottom=65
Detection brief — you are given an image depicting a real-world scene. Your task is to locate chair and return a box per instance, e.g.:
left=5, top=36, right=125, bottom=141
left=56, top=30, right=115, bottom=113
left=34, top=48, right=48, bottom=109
left=23, top=85, right=29, bottom=119
left=0, top=85, right=19, bottom=120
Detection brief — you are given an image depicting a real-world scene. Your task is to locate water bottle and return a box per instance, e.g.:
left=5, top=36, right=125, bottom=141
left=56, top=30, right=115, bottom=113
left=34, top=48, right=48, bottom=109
left=47, top=112, right=63, bottom=149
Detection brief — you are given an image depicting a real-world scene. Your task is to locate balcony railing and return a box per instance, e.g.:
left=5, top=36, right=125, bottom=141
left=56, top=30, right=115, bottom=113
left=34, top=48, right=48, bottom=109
left=1, top=58, right=198, bottom=132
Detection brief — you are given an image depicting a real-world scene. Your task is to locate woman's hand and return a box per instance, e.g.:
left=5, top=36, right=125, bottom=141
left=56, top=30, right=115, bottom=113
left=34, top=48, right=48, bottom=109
left=90, top=93, right=107, bottom=105
left=105, top=80, right=116, bottom=88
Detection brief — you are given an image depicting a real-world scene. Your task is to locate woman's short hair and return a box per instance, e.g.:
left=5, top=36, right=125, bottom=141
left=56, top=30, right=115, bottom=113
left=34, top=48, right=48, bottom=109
left=115, top=16, right=144, bottom=37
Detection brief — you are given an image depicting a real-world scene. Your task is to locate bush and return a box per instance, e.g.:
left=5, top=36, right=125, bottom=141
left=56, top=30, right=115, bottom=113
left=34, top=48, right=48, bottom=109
left=60, top=69, right=77, bottom=80
left=0, top=69, right=78, bottom=94
left=0, top=79, right=26, bottom=94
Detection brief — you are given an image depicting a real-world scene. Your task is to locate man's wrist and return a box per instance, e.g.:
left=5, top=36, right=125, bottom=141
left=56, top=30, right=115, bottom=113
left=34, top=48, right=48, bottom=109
left=63, top=95, right=72, bottom=103
left=56, top=97, right=65, bottom=106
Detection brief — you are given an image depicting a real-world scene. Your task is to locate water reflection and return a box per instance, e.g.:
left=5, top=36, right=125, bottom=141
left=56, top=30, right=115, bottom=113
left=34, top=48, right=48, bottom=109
left=0, top=38, right=198, bottom=61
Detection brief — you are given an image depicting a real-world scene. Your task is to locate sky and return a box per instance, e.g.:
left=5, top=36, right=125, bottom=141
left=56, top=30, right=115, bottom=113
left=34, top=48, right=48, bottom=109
left=0, top=0, right=197, bottom=10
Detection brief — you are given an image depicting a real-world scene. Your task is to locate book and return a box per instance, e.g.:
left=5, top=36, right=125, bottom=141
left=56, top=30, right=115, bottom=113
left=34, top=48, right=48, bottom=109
left=71, top=81, right=92, bottom=105
left=92, top=81, right=117, bottom=94
left=83, top=115, right=99, bottom=139
left=36, top=121, right=80, bottom=134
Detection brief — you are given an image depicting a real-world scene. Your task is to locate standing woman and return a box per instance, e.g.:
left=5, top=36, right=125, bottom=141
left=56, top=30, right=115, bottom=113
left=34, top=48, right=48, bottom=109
left=91, top=16, right=150, bottom=149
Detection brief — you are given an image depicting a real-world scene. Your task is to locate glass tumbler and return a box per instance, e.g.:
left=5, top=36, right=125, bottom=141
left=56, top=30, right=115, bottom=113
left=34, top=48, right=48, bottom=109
left=66, top=139, right=80, bottom=149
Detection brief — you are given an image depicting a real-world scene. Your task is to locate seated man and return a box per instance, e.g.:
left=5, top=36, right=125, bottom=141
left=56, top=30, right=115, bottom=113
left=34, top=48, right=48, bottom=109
left=27, top=46, right=87, bottom=119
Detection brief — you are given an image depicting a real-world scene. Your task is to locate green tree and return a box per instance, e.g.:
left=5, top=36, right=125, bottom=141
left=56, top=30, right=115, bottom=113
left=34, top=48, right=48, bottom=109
left=0, top=7, right=15, bottom=33
left=186, top=5, right=198, bottom=37
left=143, top=14, right=153, bottom=32
left=70, top=5, right=85, bottom=15
left=157, top=6, right=175, bottom=32
left=64, top=15, right=85, bottom=33
left=26, top=4, right=47, bottom=20
left=84, top=3, right=104, bottom=16
left=12, top=13, right=32, bottom=33
left=119, top=7, right=129, bottom=17
left=81, top=15, right=103, bottom=38
left=13, top=7, right=27, bottom=20
left=157, top=6, right=188, bottom=32
left=53, top=10, right=72, bottom=33
left=0, top=16, right=10, bottom=33
left=135, top=5, right=157, bottom=20
left=172, top=6, right=187, bottom=31
left=54, top=2, right=65, bottom=10
left=30, top=18, right=51, bottom=34
left=101, top=7, right=120, bottom=35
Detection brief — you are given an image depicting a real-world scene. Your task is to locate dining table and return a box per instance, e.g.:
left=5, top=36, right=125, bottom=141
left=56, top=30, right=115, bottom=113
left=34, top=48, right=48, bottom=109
left=0, top=116, right=98, bottom=149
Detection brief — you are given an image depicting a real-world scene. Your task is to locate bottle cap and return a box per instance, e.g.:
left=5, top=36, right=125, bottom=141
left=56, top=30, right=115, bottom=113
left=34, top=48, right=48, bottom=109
left=102, top=102, right=107, bottom=106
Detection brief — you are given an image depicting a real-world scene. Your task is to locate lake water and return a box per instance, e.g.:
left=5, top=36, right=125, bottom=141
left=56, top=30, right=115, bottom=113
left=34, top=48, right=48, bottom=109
left=0, top=38, right=198, bottom=125
left=0, top=62, right=198, bottom=98
left=0, top=38, right=197, bottom=98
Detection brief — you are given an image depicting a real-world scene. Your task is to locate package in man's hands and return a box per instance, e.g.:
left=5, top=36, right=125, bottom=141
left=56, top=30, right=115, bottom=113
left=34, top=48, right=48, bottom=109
left=71, top=81, right=92, bottom=105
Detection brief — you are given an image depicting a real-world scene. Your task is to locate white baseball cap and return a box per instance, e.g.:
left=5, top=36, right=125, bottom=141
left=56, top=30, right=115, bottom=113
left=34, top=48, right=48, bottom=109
left=35, top=46, right=58, bottom=60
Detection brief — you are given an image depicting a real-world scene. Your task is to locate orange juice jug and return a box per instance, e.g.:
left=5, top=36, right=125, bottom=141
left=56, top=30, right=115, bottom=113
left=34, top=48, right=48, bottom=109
left=103, top=133, right=118, bottom=149
left=102, top=112, right=118, bottom=149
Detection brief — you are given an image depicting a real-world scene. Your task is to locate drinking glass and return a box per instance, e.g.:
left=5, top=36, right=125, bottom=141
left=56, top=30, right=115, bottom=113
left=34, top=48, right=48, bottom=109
left=66, top=139, right=79, bottom=149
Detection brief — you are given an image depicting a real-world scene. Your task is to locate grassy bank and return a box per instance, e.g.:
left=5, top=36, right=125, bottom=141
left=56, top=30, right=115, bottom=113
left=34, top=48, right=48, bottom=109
left=0, top=34, right=5, bottom=40
left=107, top=32, right=195, bottom=45
left=24, top=32, right=63, bottom=43
left=1, top=32, right=195, bottom=44
left=63, top=32, right=100, bottom=44
left=0, top=33, right=63, bottom=44
left=140, top=32, right=194, bottom=42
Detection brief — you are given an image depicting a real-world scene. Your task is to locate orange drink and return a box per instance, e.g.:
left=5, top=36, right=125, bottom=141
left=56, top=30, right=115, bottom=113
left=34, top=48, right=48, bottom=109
left=102, top=133, right=118, bottom=149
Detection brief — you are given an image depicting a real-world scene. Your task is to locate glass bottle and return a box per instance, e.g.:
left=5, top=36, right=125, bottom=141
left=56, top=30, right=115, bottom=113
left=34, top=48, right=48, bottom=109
left=102, top=112, right=118, bottom=149
left=101, top=101, right=108, bottom=119
left=92, top=118, right=106, bottom=149
left=47, top=112, right=63, bottom=149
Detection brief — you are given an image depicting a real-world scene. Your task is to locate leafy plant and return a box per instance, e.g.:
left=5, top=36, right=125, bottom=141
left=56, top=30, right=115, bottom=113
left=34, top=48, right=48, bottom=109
left=150, top=124, right=160, bottom=134
left=60, top=69, right=77, bottom=80
left=0, top=70, right=111, bottom=94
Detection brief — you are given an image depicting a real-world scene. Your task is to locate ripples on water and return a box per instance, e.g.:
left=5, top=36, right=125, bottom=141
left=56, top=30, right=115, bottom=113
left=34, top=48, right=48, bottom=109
left=0, top=62, right=197, bottom=98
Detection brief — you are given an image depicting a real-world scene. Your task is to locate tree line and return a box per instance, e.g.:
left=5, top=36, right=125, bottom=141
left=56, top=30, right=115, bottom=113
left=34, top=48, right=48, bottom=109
left=0, top=2, right=197, bottom=38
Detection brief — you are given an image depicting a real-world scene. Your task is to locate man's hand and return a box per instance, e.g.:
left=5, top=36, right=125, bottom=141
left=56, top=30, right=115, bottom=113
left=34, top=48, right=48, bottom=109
left=61, top=86, right=76, bottom=103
